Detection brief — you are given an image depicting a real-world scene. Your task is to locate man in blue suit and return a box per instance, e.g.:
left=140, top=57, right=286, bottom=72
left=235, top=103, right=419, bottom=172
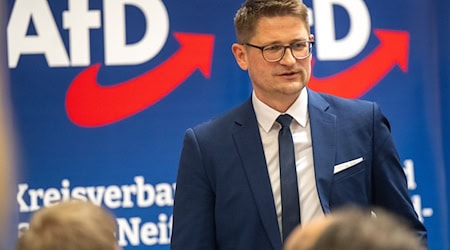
left=171, top=0, right=427, bottom=249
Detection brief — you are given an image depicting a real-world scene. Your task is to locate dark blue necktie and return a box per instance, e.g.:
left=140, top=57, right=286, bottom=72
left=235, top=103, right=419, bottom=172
left=277, top=114, right=301, bottom=241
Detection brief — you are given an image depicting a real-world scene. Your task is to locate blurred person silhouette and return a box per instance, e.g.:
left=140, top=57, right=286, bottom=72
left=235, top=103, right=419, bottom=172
left=16, top=199, right=120, bottom=250
left=0, top=44, right=14, bottom=250
left=1, top=0, right=16, bottom=248
left=284, top=206, right=426, bottom=250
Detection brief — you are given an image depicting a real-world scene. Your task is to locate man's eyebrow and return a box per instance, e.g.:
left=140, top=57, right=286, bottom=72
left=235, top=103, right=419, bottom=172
left=261, top=38, right=309, bottom=46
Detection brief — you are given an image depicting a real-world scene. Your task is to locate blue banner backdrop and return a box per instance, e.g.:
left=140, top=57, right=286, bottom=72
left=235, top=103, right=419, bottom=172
left=6, top=0, right=449, bottom=249
left=438, top=0, right=450, bottom=247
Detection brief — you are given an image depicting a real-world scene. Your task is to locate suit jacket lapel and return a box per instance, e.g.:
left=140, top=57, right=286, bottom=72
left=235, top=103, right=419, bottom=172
left=308, top=90, right=336, bottom=214
left=232, top=99, right=282, bottom=250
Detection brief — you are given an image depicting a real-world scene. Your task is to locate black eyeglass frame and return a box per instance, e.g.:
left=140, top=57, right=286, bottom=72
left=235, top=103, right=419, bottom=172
left=244, top=40, right=315, bottom=62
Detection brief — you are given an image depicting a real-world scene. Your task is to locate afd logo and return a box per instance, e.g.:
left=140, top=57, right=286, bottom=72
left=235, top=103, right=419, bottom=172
left=7, top=0, right=214, bottom=127
left=307, top=0, right=409, bottom=100
left=7, top=0, right=408, bottom=127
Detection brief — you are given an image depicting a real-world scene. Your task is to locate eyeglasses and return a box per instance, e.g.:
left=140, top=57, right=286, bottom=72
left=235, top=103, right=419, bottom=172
left=245, top=40, right=314, bottom=62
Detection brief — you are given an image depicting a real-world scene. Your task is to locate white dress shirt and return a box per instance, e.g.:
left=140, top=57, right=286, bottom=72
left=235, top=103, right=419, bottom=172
left=252, top=88, right=324, bottom=236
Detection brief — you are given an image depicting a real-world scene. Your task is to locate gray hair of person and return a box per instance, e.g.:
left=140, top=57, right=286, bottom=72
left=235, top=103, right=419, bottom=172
left=311, top=206, right=426, bottom=250
left=234, top=0, right=310, bottom=44
left=16, top=199, right=118, bottom=250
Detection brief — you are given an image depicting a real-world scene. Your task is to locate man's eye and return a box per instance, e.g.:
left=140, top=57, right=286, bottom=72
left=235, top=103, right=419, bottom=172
left=264, top=45, right=283, bottom=51
left=292, top=42, right=307, bottom=49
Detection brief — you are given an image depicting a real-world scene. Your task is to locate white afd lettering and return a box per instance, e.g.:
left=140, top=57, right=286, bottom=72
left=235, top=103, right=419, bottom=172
left=62, top=0, right=101, bottom=66
left=104, top=0, right=169, bottom=65
left=403, top=159, right=417, bottom=190
left=7, top=0, right=70, bottom=68
left=16, top=177, right=175, bottom=212
left=117, top=214, right=172, bottom=247
left=7, top=0, right=169, bottom=68
left=313, top=0, right=371, bottom=60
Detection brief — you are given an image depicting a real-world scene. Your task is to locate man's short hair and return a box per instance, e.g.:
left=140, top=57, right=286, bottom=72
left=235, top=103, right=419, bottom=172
left=234, top=0, right=310, bottom=44
left=16, top=199, right=118, bottom=250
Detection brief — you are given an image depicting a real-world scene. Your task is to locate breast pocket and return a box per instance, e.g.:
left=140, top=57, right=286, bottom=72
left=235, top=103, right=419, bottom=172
left=330, top=160, right=370, bottom=208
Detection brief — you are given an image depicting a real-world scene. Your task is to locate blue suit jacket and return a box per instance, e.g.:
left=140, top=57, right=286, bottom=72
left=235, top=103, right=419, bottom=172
left=171, top=89, right=427, bottom=250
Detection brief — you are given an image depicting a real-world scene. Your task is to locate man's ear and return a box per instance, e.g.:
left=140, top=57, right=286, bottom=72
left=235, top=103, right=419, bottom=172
left=231, top=43, right=248, bottom=70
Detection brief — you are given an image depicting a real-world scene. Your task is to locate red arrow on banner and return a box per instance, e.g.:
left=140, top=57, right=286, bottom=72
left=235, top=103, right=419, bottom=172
left=308, top=29, right=409, bottom=98
left=65, top=32, right=215, bottom=127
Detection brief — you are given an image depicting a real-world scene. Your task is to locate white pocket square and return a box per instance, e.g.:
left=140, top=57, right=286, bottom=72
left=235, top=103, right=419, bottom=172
left=333, top=157, right=364, bottom=174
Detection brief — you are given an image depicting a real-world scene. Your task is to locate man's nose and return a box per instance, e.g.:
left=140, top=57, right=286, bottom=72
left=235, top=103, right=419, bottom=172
left=279, top=47, right=296, bottom=65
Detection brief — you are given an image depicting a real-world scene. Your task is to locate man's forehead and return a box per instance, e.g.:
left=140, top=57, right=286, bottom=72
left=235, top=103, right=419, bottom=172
left=252, top=16, right=309, bottom=42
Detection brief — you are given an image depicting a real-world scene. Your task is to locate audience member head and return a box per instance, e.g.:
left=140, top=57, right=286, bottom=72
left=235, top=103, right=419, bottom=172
left=284, top=206, right=425, bottom=250
left=16, top=199, right=119, bottom=250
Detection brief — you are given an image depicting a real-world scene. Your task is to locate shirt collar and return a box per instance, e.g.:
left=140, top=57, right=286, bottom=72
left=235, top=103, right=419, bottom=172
left=252, top=87, right=309, bottom=133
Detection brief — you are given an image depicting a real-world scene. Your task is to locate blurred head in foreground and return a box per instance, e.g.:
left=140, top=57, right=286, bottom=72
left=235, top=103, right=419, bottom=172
left=16, top=199, right=120, bottom=250
left=1, top=0, right=15, bottom=244
left=284, top=206, right=425, bottom=250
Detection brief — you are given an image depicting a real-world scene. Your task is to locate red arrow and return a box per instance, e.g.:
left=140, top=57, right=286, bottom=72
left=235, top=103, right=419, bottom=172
left=308, top=29, right=409, bottom=98
left=65, top=32, right=215, bottom=127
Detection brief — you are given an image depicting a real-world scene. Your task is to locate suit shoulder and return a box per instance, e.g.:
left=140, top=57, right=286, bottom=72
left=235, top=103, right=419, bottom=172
left=309, top=91, right=387, bottom=126
left=317, top=92, right=377, bottom=112
left=191, top=99, right=252, bottom=135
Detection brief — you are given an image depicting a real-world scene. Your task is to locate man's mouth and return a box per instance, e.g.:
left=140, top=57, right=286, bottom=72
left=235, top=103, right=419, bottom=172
left=279, top=71, right=299, bottom=77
